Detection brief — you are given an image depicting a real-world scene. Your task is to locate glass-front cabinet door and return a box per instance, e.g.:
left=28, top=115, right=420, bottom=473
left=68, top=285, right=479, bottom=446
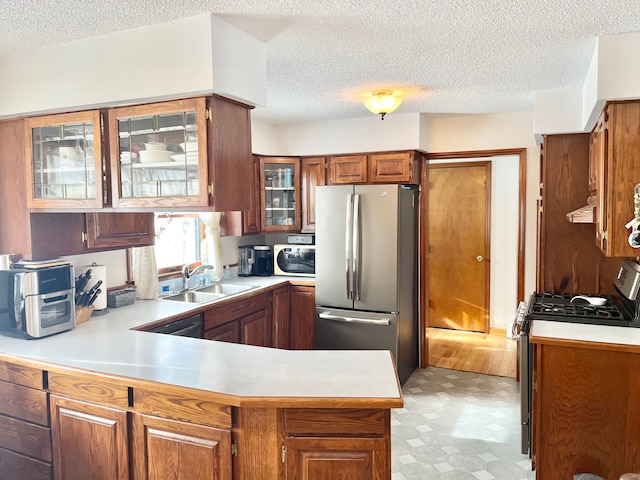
left=108, top=98, right=208, bottom=208
left=26, top=111, right=103, bottom=209
left=259, top=157, right=301, bottom=232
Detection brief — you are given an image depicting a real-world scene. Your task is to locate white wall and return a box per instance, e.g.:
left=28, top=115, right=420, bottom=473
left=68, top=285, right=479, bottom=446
left=63, top=250, right=128, bottom=288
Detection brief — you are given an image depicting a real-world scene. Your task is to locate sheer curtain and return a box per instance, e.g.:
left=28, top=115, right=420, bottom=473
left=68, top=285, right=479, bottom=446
left=131, top=245, right=158, bottom=299
left=199, top=212, right=223, bottom=282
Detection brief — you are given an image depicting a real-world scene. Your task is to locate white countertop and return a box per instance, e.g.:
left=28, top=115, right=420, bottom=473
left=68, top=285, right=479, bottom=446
left=0, top=275, right=403, bottom=407
left=531, top=319, right=640, bottom=347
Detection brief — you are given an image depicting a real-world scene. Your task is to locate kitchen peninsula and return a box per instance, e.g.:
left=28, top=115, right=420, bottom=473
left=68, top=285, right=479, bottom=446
left=0, top=279, right=402, bottom=480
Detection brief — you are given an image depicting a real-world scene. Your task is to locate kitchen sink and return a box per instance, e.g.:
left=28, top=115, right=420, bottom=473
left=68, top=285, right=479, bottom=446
left=163, top=291, right=226, bottom=304
left=197, top=283, right=257, bottom=296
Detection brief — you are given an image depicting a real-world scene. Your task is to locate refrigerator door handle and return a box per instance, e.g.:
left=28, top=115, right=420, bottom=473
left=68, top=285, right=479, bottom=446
left=352, top=193, right=361, bottom=301
left=345, top=193, right=353, bottom=300
left=318, top=312, right=391, bottom=326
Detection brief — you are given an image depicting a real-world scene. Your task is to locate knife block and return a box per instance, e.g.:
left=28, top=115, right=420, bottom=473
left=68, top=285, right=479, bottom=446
left=75, top=305, right=95, bottom=325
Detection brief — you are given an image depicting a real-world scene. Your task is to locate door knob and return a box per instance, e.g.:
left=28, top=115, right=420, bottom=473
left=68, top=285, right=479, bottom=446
left=476, top=255, right=484, bottom=262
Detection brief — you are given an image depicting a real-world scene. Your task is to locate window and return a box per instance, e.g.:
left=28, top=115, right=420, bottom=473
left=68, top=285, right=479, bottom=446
left=153, top=213, right=202, bottom=273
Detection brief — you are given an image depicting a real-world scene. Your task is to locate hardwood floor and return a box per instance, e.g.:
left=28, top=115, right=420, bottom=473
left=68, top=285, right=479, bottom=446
left=427, top=327, right=518, bottom=378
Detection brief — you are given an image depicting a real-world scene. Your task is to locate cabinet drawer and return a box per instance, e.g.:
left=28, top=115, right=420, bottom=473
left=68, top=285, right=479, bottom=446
left=0, top=361, right=43, bottom=389
left=203, top=292, right=269, bottom=330
left=0, top=414, right=52, bottom=461
left=47, top=372, right=130, bottom=409
left=0, top=447, right=51, bottom=480
left=284, top=409, right=387, bottom=436
left=0, top=380, right=48, bottom=426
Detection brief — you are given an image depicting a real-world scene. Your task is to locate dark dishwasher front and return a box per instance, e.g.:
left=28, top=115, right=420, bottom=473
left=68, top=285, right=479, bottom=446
left=147, top=314, right=203, bottom=338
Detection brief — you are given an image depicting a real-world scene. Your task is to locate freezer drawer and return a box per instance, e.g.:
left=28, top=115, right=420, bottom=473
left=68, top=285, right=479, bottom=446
left=315, top=307, right=398, bottom=355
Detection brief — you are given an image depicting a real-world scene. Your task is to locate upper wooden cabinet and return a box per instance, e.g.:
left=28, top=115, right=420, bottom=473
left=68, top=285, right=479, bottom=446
left=328, top=151, right=419, bottom=185
left=259, top=156, right=301, bottom=232
left=301, top=157, right=327, bottom=233
left=26, top=110, right=104, bottom=209
left=591, top=101, right=640, bottom=257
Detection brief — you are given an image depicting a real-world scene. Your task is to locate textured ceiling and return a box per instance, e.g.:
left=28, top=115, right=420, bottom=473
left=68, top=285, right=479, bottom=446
left=1, top=0, right=640, bottom=124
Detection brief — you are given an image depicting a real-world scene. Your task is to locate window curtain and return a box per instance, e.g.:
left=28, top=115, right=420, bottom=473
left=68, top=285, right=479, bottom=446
left=131, top=245, right=158, bottom=299
left=199, top=212, right=223, bottom=282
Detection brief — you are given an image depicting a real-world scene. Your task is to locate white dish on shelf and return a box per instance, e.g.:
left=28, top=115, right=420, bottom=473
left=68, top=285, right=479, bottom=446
left=170, top=153, right=199, bottom=164
left=139, top=150, right=173, bottom=163
left=144, top=142, right=167, bottom=151
left=179, top=142, right=198, bottom=153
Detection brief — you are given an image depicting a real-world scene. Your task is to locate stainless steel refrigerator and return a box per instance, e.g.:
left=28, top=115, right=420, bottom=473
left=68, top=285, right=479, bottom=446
left=314, top=184, right=419, bottom=384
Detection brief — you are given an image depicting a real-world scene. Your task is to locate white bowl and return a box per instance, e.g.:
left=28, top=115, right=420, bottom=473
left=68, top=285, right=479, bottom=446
left=179, top=142, right=198, bottom=153
left=139, top=150, right=173, bottom=163
left=144, top=142, right=167, bottom=151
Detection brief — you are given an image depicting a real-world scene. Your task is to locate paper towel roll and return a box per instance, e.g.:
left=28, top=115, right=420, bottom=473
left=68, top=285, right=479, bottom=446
left=81, top=264, right=107, bottom=310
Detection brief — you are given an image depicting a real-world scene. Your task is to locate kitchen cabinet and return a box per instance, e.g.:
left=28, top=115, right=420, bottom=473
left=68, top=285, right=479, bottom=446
left=220, top=154, right=261, bottom=236
left=531, top=339, right=640, bottom=479
left=259, top=156, right=301, bottom=232
left=108, top=96, right=253, bottom=211
left=25, top=110, right=104, bottom=210
left=282, top=408, right=389, bottom=480
left=272, top=285, right=291, bottom=349
left=591, top=101, right=640, bottom=257
left=538, top=134, right=619, bottom=295
left=203, top=292, right=272, bottom=347
left=0, top=361, right=51, bottom=480
left=289, top=285, right=315, bottom=350
left=301, top=157, right=326, bottom=233
left=328, top=151, right=419, bottom=185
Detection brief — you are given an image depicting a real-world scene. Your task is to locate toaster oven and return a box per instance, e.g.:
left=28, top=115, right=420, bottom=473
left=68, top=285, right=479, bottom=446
left=273, top=245, right=315, bottom=277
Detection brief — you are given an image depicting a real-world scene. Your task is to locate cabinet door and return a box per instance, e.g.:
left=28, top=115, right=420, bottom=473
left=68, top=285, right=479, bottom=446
left=260, top=157, right=301, bottom=232
left=368, top=152, right=414, bottom=183
left=85, top=212, right=155, bottom=249
left=328, top=155, right=367, bottom=184
left=301, top=157, right=326, bottom=233
left=108, top=98, right=209, bottom=209
left=243, top=155, right=262, bottom=234
left=272, top=286, right=291, bottom=349
left=50, top=395, right=129, bottom=480
left=132, top=414, right=232, bottom=480
left=285, top=436, right=387, bottom=480
left=592, top=110, right=609, bottom=253
left=240, top=309, right=272, bottom=347
left=289, top=286, right=316, bottom=350
left=26, top=110, right=104, bottom=209
left=204, top=322, right=240, bottom=343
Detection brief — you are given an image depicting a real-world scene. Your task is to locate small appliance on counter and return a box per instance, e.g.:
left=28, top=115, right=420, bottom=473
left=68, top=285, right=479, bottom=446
left=251, top=245, right=273, bottom=276
left=238, top=245, right=254, bottom=277
left=274, top=244, right=315, bottom=277
left=0, top=262, right=76, bottom=339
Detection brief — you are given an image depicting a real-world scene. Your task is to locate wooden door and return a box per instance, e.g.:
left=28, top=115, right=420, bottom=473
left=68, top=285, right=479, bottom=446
left=301, top=157, right=326, bottom=232
left=243, top=155, right=262, bottom=234
left=368, top=152, right=414, bottom=183
left=86, top=212, right=155, bottom=249
left=592, top=110, right=608, bottom=253
left=272, top=286, right=291, bottom=349
left=428, top=163, right=490, bottom=333
left=289, top=286, right=316, bottom=350
left=285, top=436, right=386, bottom=480
left=328, top=155, right=367, bottom=184
left=50, top=395, right=129, bottom=480
left=240, top=310, right=272, bottom=347
left=132, top=414, right=232, bottom=480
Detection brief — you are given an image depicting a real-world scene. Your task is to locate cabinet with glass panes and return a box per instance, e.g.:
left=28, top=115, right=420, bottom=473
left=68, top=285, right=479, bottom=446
left=259, top=157, right=301, bottom=232
left=107, top=98, right=209, bottom=208
left=26, top=111, right=104, bottom=209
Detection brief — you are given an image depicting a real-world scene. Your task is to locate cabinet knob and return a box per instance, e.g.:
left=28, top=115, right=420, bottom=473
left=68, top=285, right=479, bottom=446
left=476, top=255, right=484, bottom=262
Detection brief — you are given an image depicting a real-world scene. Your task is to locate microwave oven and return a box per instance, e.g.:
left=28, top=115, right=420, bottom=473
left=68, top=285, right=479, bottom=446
left=0, top=265, right=76, bottom=339
left=273, top=245, right=315, bottom=277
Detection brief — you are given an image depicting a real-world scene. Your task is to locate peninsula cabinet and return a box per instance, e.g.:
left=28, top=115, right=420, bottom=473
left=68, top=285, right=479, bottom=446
left=531, top=338, right=640, bottom=479
left=328, top=151, right=419, bottom=185
left=109, top=96, right=253, bottom=212
left=591, top=101, right=640, bottom=257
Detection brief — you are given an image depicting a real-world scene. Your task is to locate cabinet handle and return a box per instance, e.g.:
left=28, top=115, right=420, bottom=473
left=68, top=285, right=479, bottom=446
left=281, top=444, right=286, bottom=463
left=208, top=183, right=214, bottom=196
left=81, top=232, right=87, bottom=243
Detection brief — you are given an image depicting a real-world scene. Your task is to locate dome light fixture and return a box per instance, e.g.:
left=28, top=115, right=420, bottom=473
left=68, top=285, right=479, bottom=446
left=363, top=89, right=403, bottom=120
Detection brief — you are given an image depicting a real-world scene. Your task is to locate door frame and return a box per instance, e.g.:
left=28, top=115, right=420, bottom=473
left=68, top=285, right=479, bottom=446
left=419, top=148, right=527, bottom=368
left=428, top=161, right=492, bottom=334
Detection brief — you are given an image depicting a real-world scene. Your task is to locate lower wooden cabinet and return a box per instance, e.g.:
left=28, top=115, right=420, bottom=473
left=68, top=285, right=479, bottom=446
left=272, top=285, right=291, bottom=349
left=50, top=395, right=129, bottom=480
left=289, top=286, right=316, bottom=350
left=132, top=414, right=232, bottom=480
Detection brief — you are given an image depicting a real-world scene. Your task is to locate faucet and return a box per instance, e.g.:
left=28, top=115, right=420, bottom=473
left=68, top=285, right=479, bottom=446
left=181, top=264, right=214, bottom=292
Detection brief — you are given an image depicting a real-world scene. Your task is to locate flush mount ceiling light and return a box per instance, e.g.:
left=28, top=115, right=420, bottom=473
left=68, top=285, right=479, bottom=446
left=363, top=89, right=403, bottom=120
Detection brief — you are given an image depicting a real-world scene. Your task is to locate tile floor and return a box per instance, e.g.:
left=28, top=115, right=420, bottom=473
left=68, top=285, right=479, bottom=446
left=391, top=367, right=535, bottom=480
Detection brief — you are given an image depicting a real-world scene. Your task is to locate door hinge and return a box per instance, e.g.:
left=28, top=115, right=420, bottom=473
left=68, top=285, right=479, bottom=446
left=231, top=442, right=238, bottom=457
left=281, top=444, right=286, bottom=464
left=208, top=182, right=214, bottom=197
left=81, top=232, right=88, bottom=243
left=205, top=107, right=212, bottom=121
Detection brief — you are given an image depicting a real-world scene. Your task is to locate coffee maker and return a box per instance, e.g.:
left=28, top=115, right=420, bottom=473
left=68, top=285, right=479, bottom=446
left=237, top=246, right=254, bottom=277
left=251, top=246, right=273, bottom=276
